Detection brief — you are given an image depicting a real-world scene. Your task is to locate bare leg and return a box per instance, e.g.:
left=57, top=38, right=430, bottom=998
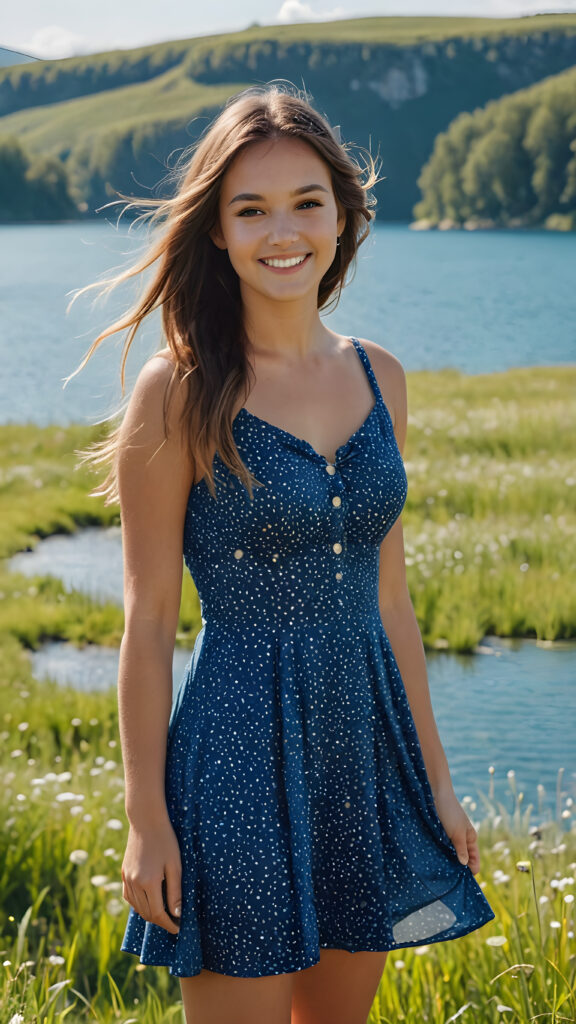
left=291, top=948, right=389, bottom=1024
left=180, top=966, right=294, bottom=1024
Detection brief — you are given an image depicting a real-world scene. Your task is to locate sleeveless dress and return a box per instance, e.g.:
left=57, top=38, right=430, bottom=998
left=120, top=336, right=495, bottom=978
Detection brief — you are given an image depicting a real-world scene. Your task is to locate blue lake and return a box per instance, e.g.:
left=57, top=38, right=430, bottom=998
left=0, top=220, right=574, bottom=426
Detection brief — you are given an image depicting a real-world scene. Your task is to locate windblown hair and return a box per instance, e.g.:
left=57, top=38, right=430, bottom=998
left=66, top=81, right=381, bottom=504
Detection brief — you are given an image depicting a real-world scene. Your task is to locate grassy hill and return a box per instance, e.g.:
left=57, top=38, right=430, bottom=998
left=1, top=14, right=576, bottom=221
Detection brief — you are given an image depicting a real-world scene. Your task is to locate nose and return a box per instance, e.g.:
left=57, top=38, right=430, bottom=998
left=267, top=215, right=299, bottom=247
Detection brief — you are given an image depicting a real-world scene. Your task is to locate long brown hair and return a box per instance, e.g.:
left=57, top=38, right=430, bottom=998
left=66, top=81, right=381, bottom=503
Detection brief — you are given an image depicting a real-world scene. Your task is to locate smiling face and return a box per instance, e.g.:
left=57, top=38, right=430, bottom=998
left=210, top=136, right=346, bottom=307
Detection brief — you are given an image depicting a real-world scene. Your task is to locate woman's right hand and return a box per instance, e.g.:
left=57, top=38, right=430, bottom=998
left=121, top=815, right=182, bottom=935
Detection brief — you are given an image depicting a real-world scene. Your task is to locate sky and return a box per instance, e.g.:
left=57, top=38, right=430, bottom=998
left=3, top=0, right=576, bottom=60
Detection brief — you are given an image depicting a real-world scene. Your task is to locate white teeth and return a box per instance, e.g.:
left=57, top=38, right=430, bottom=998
left=261, top=255, right=308, bottom=268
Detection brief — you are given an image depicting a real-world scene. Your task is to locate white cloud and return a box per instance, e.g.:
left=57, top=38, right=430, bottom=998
left=277, top=1, right=348, bottom=23
left=276, top=0, right=576, bottom=17
left=14, top=25, right=93, bottom=60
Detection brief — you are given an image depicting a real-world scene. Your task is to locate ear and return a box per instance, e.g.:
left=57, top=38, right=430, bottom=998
left=209, top=222, right=227, bottom=250
left=336, top=207, right=346, bottom=238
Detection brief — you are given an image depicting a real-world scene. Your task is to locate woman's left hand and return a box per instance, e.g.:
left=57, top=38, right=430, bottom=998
left=432, top=785, right=481, bottom=875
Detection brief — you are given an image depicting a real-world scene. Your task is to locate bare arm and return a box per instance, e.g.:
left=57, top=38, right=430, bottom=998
left=368, top=343, right=479, bottom=870
left=364, top=342, right=453, bottom=795
left=117, top=352, right=194, bottom=928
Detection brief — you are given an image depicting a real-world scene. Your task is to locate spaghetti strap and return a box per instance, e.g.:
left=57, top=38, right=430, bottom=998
left=349, top=335, right=393, bottom=427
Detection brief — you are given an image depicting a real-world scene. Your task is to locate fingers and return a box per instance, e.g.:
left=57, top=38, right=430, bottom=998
left=456, top=824, right=481, bottom=874
left=144, top=879, right=181, bottom=935
left=122, top=875, right=181, bottom=935
left=464, top=843, right=479, bottom=873
left=454, top=821, right=479, bottom=868
left=164, top=864, right=182, bottom=923
left=123, top=878, right=148, bottom=921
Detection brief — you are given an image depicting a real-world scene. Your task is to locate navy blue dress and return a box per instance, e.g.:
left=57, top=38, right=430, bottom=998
left=121, top=336, right=495, bottom=977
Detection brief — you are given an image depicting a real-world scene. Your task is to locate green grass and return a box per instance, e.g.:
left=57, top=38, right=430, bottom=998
left=403, top=364, right=576, bottom=649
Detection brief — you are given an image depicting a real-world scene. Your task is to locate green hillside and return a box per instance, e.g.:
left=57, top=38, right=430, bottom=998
left=1, top=14, right=576, bottom=222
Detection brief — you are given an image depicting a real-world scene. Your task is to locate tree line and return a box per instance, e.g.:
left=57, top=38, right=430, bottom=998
left=413, top=65, right=576, bottom=229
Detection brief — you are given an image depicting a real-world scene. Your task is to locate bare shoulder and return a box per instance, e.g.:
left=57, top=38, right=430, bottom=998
left=154, top=345, right=176, bottom=367
left=120, top=348, right=186, bottom=443
left=356, top=338, right=405, bottom=395
left=116, top=347, right=195, bottom=496
left=355, top=338, right=407, bottom=453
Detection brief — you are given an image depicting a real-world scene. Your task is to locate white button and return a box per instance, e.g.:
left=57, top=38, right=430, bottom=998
left=234, top=549, right=244, bottom=559
left=333, top=542, right=342, bottom=554
left=332, top=496, right=341, bottom=507
left=335, top=571, right=343, bottom=580
left=325, top=464, right=336, bottom=475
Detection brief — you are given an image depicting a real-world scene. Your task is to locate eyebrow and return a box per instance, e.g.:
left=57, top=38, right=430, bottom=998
left=227, top=183, right=330, bottom=206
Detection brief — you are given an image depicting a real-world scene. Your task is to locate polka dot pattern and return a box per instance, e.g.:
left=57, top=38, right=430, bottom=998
left=120, top=337, right=495, bottom=978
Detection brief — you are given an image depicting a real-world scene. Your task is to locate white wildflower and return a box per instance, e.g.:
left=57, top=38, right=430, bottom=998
left=69, top=849, right=89, bottom=865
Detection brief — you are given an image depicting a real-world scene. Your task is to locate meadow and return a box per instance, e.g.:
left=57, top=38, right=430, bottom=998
left=1, top=363, right=575, bottom=1022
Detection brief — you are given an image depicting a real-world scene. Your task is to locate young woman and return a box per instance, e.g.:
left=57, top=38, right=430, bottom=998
left=70, top=83, right=494, bottom=1024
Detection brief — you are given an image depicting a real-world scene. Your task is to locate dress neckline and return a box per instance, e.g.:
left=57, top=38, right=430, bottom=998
left=233, top=336, right=388, bottom=465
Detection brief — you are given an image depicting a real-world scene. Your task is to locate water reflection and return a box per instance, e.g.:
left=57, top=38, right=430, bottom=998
left=9, top=525, right=124, bottom=604
left=24, top=638, right=193, bottom=702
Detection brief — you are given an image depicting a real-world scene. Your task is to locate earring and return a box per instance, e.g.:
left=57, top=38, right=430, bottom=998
left=336, top=236, right=341, bottom=247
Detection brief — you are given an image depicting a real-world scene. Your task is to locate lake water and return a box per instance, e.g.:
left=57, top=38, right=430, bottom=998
left=9, top=528, right=576, bottom=818
left=0, top=220, right=574, bottom=426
